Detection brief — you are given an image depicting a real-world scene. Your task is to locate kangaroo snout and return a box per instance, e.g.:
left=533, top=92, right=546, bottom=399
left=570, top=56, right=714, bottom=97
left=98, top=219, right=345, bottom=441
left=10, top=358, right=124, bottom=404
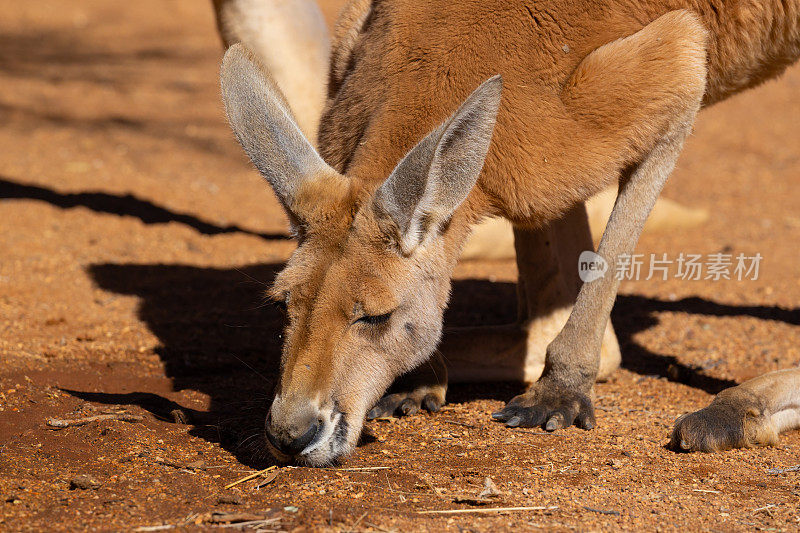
left=265, top=400, right=323, bottom=457
left=266, top=413, right=320, bottom=457
left=265, top=393, right=351, bottom=464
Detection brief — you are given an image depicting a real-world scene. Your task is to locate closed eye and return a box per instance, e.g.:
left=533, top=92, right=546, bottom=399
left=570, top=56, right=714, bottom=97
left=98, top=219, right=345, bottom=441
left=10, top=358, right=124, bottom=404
left=355, top=312, right=392, bottom=326
left=271, top=295, right=288, bottom=314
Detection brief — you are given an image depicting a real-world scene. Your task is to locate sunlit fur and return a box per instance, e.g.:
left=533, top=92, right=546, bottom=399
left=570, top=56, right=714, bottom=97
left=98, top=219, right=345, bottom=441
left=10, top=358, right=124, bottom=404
left=222, top=0, right=800, bottom=464
left=212, top=0, right=330, bottom=140
left=267, top=201, right=461, bottom=462
left=671, top=368, right=800, bottom=452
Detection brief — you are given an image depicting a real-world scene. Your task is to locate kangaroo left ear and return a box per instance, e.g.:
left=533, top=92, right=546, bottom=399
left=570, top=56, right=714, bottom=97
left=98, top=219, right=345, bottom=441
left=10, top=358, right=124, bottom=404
left=220, top=43, right=345, bottom=230
left=373, top=75, right=503, bottom=255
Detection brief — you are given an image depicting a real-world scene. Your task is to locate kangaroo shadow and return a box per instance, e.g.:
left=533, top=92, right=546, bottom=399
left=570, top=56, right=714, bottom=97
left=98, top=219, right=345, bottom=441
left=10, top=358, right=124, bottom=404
left=77, top=262, right=526, bottom=464
left=77, top=262, right=797, bottom=465
left=611, top=294, right=799, bottom=394
left=0, top=176, right=289, bottom=240
left=83, top=262, right=285, bottom=466
left=444, top=286, right=790, bottom=402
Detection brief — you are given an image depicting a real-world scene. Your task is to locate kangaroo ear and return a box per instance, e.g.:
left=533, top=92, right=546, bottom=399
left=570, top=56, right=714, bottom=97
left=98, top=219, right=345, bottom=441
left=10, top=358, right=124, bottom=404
left=374, top=76, right=502, bottom=255
left=220, top=43, right=340, bottom=222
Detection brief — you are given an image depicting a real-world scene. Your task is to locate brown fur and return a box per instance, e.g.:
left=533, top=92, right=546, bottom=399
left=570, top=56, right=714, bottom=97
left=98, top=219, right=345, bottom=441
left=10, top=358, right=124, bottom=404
left=221, top=0, right=800, bottom=464
left=671, top=368, right=800, bottom=452
left=213, top=0, right=330, bottom=140
left=208, top=0, right=691, bottom=392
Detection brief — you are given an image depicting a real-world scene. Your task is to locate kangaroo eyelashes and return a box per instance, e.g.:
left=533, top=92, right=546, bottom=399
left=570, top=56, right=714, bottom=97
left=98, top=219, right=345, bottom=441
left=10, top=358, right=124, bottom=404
left=355, top=312, right=392, bottom=326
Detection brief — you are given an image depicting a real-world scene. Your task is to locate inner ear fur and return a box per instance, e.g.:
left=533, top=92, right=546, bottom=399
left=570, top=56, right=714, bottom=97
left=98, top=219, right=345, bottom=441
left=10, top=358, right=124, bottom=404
left=220, top=43, right=348, bottom=226
left=373, top=75, right=503, bottom=255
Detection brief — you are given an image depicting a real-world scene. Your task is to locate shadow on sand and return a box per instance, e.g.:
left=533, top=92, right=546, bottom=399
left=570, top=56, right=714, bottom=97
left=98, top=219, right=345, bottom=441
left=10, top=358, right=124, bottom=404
left=0, top=176, right=289, bottom=240
left=64, top=259, right=799, bottom=465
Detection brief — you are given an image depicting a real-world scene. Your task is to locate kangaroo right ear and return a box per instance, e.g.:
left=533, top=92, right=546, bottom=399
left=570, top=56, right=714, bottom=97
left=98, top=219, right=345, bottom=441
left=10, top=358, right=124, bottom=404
left=220, top=44, right=341, bottom=222
left=373, top=75, right=502, bottom=255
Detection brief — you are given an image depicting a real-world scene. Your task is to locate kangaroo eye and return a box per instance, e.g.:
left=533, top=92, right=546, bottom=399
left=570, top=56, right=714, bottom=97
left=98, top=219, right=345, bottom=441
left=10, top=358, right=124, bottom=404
left=356, top=312, right=392, bottom=326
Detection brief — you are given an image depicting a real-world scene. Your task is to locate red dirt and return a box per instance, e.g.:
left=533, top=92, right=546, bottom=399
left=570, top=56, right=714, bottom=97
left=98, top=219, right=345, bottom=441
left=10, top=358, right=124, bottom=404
left=1, top=1, right=799, bottom=531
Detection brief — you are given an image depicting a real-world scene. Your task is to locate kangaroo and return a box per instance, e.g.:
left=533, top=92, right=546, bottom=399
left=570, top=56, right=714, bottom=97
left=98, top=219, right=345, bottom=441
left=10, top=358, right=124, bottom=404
left=210, top=1, right=708, bottom=250
left=212, top=0, right=624, bottom=397
left=220, top=0, right=800, bottom=464
left=209, top=0, right=709, bottom=399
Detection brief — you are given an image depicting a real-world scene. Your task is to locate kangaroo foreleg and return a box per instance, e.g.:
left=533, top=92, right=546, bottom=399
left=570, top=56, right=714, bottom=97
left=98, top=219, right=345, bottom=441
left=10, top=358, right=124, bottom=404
left=493, top=11, right=708, bottom=430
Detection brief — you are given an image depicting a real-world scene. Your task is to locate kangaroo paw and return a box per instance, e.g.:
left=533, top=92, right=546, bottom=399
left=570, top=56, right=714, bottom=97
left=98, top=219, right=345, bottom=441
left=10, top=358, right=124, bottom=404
left=366, top=353, right=447, bottom=420
left=670, top=388, right=778, bottom=452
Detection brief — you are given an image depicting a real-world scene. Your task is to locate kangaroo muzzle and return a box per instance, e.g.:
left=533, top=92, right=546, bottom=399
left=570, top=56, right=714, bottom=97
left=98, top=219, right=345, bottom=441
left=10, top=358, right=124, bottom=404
left=265, top=393, right=350, bottom=464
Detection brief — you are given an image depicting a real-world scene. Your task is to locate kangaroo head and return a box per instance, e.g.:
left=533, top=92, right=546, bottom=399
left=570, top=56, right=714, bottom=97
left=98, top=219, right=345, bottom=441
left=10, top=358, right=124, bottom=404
left=221, top=44, right=501, bottom=465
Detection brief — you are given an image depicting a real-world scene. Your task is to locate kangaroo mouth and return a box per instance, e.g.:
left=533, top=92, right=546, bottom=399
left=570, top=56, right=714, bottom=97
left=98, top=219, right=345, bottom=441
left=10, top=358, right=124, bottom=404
left=265, top=405, right=352, bottom=466
left=297, top=411, right=351, bottom=466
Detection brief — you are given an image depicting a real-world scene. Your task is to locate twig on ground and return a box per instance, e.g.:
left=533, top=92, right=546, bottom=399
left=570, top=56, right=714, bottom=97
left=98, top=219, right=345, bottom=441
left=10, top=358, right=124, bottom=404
left=224, top=466, right=276, bottom=490
left=331, top=466, right=391, bottom=472
left=254, top=469, right=280, bottom=489
left=767, top=465, right=800, bottom=474
left=752, top=504, right=777, bottom=515
left=442, top=420, right=478, bottom=429
left=214, top=518, right=281, bottom=529
left=692, top=489, right=721, bottom=494
left=134, top=526, right=175, bottom=532
left=417, top=506, right=558, bottom=515
left=595, top=406, right=618, bottom=412
left=153, top=457, right=201, bottom=473
left=519, top=429, right=564, bottom=436
left=582, top=506, right=621, bottom=516
left=207, top=512, right=272, bottom=524
left=345, top=512, right=368, bottom=533
left=46, top=413, right=143, bottom=429
left=420, top=475, right=446, bottom=500
left=364, top=522, right=396, bottom=533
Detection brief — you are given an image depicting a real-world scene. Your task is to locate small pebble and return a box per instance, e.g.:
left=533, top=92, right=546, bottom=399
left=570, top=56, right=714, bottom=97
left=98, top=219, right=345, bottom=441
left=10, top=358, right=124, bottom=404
left=170, top=409, right=189, bottom=424
left=217, top=494, right=243, bottom=505
left=70, top=475, right=101, bottom=490
left=478, top=477, right=501, bottom=498
left=186, top=460, right=206, bottom=471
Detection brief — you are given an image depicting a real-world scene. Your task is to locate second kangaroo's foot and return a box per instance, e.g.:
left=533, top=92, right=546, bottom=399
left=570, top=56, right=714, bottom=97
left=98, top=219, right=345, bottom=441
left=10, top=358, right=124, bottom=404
left=671, top=368, right=800, bottom=452
left=366, top=353, right=447, bottom=420
left=670, top=388, right=779, bottom=453
left=491, top=378, right=596, bottom=431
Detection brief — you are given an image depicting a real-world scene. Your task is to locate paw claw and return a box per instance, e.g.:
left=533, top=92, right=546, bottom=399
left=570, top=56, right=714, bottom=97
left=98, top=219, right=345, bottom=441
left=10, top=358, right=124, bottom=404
left=366, top=384, right=446, bottom=422
left=545, top=415, right=561, bottom=432
left=576, top=410, right=596, bottom=431
left=423, top=394, right=441, bottom=413
left=399, top=398, right=418, bottom=416
left=494, top=380, right=595, bottom=432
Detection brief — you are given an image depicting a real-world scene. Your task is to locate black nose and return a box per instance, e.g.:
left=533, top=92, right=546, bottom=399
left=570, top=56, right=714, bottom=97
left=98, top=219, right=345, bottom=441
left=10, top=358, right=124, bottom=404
left=266, top=417, right=320, bottom=456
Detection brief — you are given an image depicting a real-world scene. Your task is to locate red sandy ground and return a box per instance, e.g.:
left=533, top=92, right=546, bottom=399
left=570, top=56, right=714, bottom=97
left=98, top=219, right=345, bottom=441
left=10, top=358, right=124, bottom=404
left=1, top=1, right=799, bottom=531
